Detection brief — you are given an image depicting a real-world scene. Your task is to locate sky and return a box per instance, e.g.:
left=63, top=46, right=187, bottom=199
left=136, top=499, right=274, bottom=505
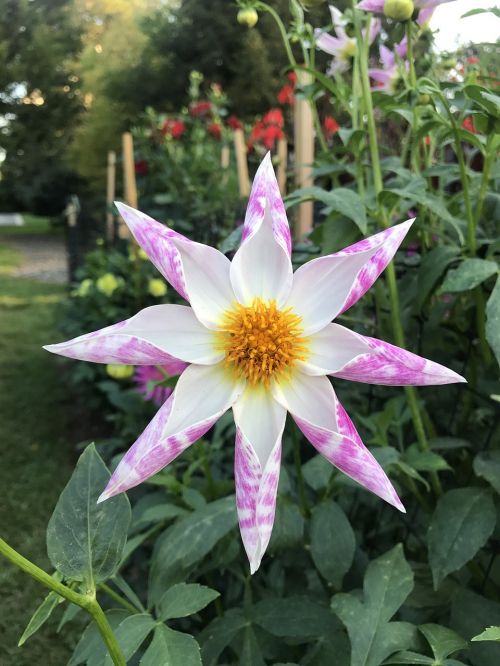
left=430, top=1, right=500, bottom=51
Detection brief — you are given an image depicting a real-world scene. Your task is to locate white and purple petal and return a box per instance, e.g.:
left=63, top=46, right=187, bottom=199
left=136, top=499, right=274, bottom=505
left=285, top=219, right=414, bottom=335
left=241, top=152, right=292, bottom=258
left=332, top=331, right=466, bottom=385
left=98, top=364, right=244, bottom=501
left=233, top=388, right=286, bottom=573
left=44, top=304, right=222, bottom=366
left=116, top=203, right=235, bottom=329
left=273, top=373, right=405, bottom=511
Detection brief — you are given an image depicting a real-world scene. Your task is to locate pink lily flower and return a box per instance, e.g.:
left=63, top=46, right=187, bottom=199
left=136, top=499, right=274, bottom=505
left=369, top=39, right=409, bottom=93
left=315, top=5, right=380, bottom=75
left=357, top=0, right=456, bottom=12
left=45, top=154, right=465, bottom=573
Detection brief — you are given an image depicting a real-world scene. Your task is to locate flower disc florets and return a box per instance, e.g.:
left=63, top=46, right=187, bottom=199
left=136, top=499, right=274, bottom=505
left=219, top=299, right=308, bottom=386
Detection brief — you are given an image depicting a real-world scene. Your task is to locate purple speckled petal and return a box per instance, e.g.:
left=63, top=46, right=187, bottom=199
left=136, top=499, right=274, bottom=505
left=241, top=152, right=292, bottom=258
left=380, top=44, right=395, bottom=70
left=332, top=330, right=466, bottom=385
left=273, top=373, right=405, bottom=511
left=116, top=203, right=235, bottom=329
left=417, top=7, right=435, bottom=26
left=233, top=388, right=286, bottom=573
left=315, top=31, right=346, bottom=56
left=44, top=304, right=222, bottom=366
left=286, top=219, right=414, bottom=335
left=357, top=0, right=384, bottom=11
left=98, top=364, right=244, bottom=501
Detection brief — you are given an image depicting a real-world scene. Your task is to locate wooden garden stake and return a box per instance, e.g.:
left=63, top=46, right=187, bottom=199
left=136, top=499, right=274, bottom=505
left=221, top=145, right=230, bottom=169
left=120, top=132, right=138, bottom=238
left=106, top=150, right=116, bottom=243
left=233, top=129, right=250, bottom=197
left=277, top=138, right=287, bottom=195
left=294, top=71, right=315, bottom=240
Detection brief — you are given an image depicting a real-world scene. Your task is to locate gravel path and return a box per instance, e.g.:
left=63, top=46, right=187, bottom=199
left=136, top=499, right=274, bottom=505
left=1, top=234, right=68, bottom=283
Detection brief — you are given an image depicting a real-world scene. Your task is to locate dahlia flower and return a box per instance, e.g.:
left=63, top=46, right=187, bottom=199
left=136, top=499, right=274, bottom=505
left=45, top=154, right=464, bottom=572
left=369, top=39, right=408, bottom=93
left=316, top=5, right=380, bottom=75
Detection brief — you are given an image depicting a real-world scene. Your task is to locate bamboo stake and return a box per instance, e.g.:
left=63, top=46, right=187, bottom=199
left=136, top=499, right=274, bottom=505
left=120, top=132, right=137, bottom=238
left=221, top=145, right=230, bottom=169
left=233, top=129, right=250, bottom=197
left=294, top=71, right=315, bottom=240
left=106, top=150, right=116, bottom=243
left=277, top=138, right=288, bottom=195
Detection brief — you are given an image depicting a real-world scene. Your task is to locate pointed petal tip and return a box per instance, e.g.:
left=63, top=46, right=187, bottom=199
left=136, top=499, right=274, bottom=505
left=96, top=488, right=113, bottom=504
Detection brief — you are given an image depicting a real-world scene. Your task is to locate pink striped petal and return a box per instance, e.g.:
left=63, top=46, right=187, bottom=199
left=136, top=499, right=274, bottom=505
left=273, top=373, right=404, bottom=511
left=332, top=331, right=466, bottom=385
left=44, top=305, right=222, bottom=366
left=116, top=203, right=235, bottom=329
left=380, top=44, right=395, bottom=70
left=315, top=31, right=346, bottom=56
left=357, top=0, right=384, bottom=11
left=98, top=364, right=244, bottom=501
left=286, top=220, right=414, bottom=335
left=233, top=388, right=286, bottom=573
left=241, top=152, right=292, bottom=258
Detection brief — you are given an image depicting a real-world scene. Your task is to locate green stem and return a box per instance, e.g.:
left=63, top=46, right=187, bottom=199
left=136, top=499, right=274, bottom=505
left=99, top=583, right=138, bottom=614
left=406, top=21, right=417, bottom=88
left=256, top=2, right=296, bottom=67
left=475, top=135, right=495, bottom=226
left=352, top=4, right=440, bottom=493
left=0, top=538, right=126, bottom=666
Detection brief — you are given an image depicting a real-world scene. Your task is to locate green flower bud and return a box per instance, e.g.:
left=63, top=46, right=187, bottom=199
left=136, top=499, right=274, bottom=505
left=383, top=0, right=414, bottom=22
left=106, top=364, right=134, bottom=380
left=237, top=8, right=258, bottom=28
left=148, top=278, right=168, bottom=298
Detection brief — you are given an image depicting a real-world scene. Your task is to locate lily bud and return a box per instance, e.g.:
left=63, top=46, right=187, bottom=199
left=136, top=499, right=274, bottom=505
left=237, top=8, right=258, bottom=28
left=383, top=0, right=414, bottom=21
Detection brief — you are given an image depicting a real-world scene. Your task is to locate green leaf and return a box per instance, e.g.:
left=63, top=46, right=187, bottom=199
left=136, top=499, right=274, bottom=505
left=428, top=487, right=496, bottom=589
left=46, top=444, right=131, bottom=585
left=157, top=583, right=219, bottom=621
left=310, top=499, right=355, bottom=587
left=200, top=609, right=247, bottom=666
left=486, top=275, right=500, bottom=368
left=19, top=580, right=64, bottom=646
left=419, top=623, right=467, bottom=660
left=473, top=451, right=500, bottom=494
left=472, top=626, right=500, bottom=642
left=149, top=495, right=237, bottom=606
left=416, top=246, right=460, bottom=309
left=464, top=85, right=500, bottom=118
left=385, top=651, right=434, bottom=664
left=451, top=589, right=500, bottom=666
left=103, top=613, right=156, bottom=665
left=440, top=258, right=498, bottom=293
left=302, top=455, right=333, bottom=491
left=402, top=444, right=451, bottom=473
left=251, top=596, right=339, bottom=640
left=269, top=501, right=304, bottom=550
left=462, top=7, right=500, bottom=20
left=285, top=186, right=367, bottom=233
left=331, top=544, right=415, bottom=666
left=140, top=625, right=202, bottom=666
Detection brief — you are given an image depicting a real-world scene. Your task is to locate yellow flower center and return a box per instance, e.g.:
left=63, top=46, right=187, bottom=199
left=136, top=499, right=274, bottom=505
left=219, top=298, right=308, bottom=386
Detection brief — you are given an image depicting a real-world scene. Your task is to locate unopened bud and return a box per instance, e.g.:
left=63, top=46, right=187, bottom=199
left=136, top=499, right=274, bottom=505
left=237, top=8, right=258, bottom=28
left=383, top=0, right=414, bottom=22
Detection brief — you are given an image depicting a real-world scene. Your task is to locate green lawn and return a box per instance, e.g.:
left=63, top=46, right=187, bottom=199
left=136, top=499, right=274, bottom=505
left=0, top=214, right=62, bottom=236
left=0, top=247, right=77, bottom=663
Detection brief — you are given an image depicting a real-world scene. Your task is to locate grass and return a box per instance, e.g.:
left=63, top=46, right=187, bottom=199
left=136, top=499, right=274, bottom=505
left=0, top=242, right=77, bottom=663
left=0, top=214, right=62, bottom=236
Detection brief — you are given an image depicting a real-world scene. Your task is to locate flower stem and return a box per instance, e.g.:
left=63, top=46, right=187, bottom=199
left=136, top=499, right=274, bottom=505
left=256, top=2, right=296, bottom=67
left=352, top=5, right=441, bottom=493
left=0, top=537, right=126, bottom=666
left=99, top=582, right=139, bottom=614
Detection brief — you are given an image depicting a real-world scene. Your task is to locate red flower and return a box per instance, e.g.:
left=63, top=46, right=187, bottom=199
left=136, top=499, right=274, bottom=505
left=277, top=84, right=294, bottom=106
left=262, top=108, right=284, bottom=128
left=424, top=135, right=431, bottom=146
left=287, top=71, right=297, bottom=85
left=208, top=122, right=222, bottom=139
left=466, top=56, right=479, bottom=65
left=190, top=101, right=212, bottom=117
left=161, top=118, right=185, bottom=139
left=462, top=116, right=476, bottom=134
left=134, top=159, right=148, bottom=176
left=323, top=115, right=340, bottom=139
left=227, top=115, right=242, bottom=130
left=261, top=125, right=284, bottom=150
